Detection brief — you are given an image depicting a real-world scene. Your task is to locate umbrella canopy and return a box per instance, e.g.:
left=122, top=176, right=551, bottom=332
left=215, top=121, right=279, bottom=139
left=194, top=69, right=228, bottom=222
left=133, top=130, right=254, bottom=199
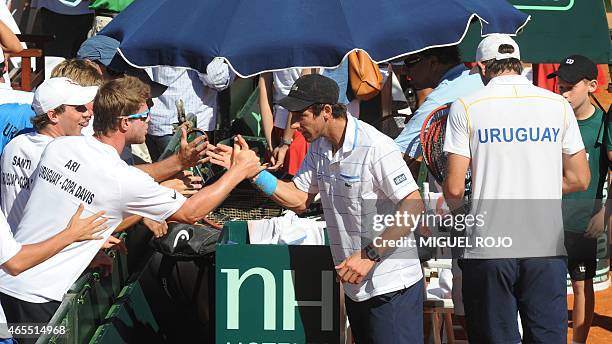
left=101, top=0, right=529, bottom=78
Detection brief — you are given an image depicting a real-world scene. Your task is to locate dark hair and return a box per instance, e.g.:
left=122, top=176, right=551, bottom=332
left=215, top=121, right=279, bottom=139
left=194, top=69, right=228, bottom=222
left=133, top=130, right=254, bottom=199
left=93, top=76, right=150, bottom=136
left=482, top=44, right=523, bottom=76
left=311, top=103, right=347, bottom=119
left=31, top=104, right=65, bottom=131
left=421, top=45, right=461, bottom=65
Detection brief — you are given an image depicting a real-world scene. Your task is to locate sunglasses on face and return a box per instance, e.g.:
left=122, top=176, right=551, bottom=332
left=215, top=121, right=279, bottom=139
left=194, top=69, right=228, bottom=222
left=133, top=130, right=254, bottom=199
left=73, top=105, right=89, bottom=113
left=122, top=109, right=150, bottom=120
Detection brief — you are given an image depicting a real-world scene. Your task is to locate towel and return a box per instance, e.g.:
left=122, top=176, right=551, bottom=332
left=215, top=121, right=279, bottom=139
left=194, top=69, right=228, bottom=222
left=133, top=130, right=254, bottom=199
left=247, top=211, right=325, bottom=245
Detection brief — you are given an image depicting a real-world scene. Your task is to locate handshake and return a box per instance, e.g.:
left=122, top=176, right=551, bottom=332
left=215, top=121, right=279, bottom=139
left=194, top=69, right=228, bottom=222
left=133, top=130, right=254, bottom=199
left=206, top=135, right=267, bottom=181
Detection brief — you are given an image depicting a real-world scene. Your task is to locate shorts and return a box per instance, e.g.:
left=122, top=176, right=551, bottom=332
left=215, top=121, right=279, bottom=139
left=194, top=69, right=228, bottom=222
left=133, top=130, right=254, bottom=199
left=564, top=231, right=597, bottom=281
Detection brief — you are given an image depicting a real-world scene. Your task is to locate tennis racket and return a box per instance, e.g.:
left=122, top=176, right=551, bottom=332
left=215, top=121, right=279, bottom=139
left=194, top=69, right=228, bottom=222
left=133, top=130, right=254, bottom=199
left=420, top=104, right=472, bottom=209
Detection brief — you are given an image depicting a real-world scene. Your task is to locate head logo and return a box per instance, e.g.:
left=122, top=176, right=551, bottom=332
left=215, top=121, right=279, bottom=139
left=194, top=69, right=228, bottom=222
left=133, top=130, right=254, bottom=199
left=565, top=58, right=574, bottom=65
left=172, top=229, right=190, bottom=248
left=291, top=84, right=298, bottom=91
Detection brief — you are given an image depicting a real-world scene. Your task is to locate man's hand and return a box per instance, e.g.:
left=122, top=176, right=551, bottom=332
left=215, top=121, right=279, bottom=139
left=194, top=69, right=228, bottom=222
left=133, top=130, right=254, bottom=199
left=335, top=249, right=376, bottom=284
left=585, top=207, right=605, bottom=239
left=143, top=218, right=168, bottom=238
left=65, top=204, right=108, bottom=242
left=160, top=170, right=203, bottom=197
left=231, top=135, right=266, bottom=179
left=177, top=126, right=209, bottom=170
left=102, top=236, right=128, bottom=255
left=88, top=250, right=113, bottom=277
left=206, top=143, right=233, bottom=170
left=268, top=144, right=289, bottom=171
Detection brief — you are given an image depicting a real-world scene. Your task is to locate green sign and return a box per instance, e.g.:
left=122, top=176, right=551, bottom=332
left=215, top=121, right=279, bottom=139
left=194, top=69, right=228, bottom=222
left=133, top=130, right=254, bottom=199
left=460, top=0, right=610, bottom=63
left=216, top=223, right=340, bottom=344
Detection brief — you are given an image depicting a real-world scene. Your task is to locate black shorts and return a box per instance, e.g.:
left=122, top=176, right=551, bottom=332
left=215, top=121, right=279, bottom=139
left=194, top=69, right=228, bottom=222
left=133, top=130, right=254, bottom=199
left=564, top=231, right=597, bottom=281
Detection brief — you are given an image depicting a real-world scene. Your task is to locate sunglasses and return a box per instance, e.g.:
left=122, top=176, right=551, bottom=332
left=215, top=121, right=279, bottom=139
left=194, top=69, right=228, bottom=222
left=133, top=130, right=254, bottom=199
left=122, top=109, right=150, bottom=120
left=404, top=56, right=423, bottom=67
left=73, top=105, right=89, bottom=113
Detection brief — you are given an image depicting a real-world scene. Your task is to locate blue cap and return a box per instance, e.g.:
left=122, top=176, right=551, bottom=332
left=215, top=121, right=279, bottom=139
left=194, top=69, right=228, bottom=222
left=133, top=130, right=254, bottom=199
left=77, top=35, right=120, bottom=66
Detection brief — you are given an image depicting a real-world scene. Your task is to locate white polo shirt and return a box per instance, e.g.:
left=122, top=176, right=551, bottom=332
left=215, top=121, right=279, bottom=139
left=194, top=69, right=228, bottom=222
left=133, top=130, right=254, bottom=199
left=0, top=213, right=21, bottom=338
left=0, top=136, right=186, bottom=302
left=1, top=132, right=53, bottom=231
left=293, top=115, right=422, bottom=302
left=444, top=75, right=584, bottom=258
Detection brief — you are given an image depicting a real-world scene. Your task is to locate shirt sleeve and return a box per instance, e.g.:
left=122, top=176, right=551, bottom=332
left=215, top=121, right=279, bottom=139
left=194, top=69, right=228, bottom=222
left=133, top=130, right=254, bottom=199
left=394, top=99, right=439, bottom=158
left=371, top=140, right=419, bottom=204
left=561, top=102, right=585, bottom=155
left=443, top=99, right=471, bottom=158
left=0, top=215, right=21, bottom=265
left=292, top=148, right=319, bottom=194
left=119, top=166, right=187, bottom=221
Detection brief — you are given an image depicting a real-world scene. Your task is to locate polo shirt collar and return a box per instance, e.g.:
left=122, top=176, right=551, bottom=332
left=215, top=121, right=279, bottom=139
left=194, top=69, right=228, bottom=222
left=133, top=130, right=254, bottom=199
left=438, top=64, right=467, bottom=84
left=321, top=114, right=359, bottom=161
left=488, top=74, right=531, bottom=86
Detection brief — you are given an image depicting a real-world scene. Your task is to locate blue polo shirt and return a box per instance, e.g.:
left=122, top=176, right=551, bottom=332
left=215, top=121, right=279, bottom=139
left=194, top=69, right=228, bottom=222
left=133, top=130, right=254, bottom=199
left=0, top=89, right=35, bottom=153
left=394, top=64, right=484, bottom=158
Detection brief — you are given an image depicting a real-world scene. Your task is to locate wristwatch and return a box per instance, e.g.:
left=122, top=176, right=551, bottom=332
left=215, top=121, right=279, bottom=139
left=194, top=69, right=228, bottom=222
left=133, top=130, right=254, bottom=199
left=364, top=243, right=381, bottom=262
left=280, top=138, right=293, bottom=147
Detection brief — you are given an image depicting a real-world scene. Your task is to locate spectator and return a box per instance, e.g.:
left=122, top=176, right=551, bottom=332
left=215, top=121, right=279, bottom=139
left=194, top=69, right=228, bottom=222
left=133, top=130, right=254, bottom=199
left=443, top=34, right=589, bottom=343
left=146, top=61, right=233, bottom=161
left=393, top=46, right=483, bottom=177
left=259, top=69, right=310, bottom=176
left=549, top=55, right=610, bottom=344
left=32, top=0, right=94, bottom=58
left=0, top=76, right=261, bottom=327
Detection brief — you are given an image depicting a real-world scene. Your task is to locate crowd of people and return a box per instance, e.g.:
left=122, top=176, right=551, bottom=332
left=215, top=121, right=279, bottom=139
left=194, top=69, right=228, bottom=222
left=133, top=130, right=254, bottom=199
left=0, top=1, right=607, bottom=344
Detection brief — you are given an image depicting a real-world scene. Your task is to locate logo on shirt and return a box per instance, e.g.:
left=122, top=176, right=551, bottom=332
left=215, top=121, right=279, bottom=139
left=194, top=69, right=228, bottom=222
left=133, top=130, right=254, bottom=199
left=171, top=190, right=177, bottom=199
left=393, top=174, right=407, bottom=185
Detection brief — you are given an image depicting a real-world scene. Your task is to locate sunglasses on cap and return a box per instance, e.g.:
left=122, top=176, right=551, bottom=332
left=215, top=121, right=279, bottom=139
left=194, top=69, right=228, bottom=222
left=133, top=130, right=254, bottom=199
left=122, top=109, right=150, bottom=120
left=404, top=55, right=423, bottom=67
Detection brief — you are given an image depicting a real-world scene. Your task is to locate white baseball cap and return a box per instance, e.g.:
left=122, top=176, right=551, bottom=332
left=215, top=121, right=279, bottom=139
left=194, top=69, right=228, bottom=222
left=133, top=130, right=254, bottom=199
left=32, top=77, right=98, bottom=115
left=475, top=34, right=520, bottom=62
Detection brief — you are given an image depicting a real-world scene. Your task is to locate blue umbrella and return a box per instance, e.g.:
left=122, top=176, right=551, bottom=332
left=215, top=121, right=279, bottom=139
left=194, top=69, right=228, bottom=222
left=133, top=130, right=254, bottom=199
left=101, top=0, right=529, bottom=78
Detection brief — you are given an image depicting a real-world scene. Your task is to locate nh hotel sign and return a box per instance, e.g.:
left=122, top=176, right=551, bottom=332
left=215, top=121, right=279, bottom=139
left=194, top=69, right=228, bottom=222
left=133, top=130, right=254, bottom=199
left=513, top=0, right=574, bottom=11
left=216, top=244, right=340, bottom=344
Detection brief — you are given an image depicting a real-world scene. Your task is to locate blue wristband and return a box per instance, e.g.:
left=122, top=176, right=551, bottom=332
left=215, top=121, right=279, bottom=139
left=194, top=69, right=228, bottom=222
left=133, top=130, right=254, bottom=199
left=253, top=170, right=278, bottom=196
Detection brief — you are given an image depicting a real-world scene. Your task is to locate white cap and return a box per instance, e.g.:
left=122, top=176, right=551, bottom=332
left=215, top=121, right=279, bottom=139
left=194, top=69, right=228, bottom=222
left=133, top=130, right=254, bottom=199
left=32, top=77, right=98, bottom=115
left=475, top=34, right=520, bottom=62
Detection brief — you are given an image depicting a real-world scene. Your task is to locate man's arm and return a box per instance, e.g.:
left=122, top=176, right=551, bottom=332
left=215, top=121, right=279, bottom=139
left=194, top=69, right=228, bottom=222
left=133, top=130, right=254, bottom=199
left=269, top=180, right=316, bottom=213
left=0, top=20, right=22, bottom=54
left=259, top=73, right=275, bottom=153
left=562, top=150, right=590, bottom=194
left=135, top=127, right=208, bottom=182
left=2, top=205, right=107, bottom=276
left=335, top=190, right=424, bottom=284
left=443, top=153, right=470, bottom=212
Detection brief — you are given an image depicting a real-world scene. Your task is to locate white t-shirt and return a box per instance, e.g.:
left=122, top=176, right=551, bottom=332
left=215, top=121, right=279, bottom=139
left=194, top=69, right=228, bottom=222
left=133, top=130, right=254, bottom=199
left=0, top=136, right=186, bottom=302
left=293, top=115, right=422, bottom=301
left=1, top=132, right=53, bottom=231
left=272, top=68, right=302, bottom=129
left=443, top=75, right=584, bottom=258
left=0, top=213, right=21, bottom=338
